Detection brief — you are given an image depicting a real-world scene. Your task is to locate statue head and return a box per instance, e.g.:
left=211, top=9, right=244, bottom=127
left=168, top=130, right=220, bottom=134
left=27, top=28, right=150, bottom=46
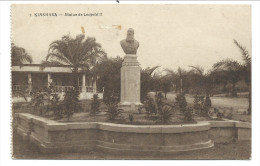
left=126, top=28, right=134, bottom=42
left=120, top=28, right=139, bottom=54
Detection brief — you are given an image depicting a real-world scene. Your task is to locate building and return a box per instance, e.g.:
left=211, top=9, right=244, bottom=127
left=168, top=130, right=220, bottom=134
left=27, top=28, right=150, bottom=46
left=12, top=64, right=103, bottom=101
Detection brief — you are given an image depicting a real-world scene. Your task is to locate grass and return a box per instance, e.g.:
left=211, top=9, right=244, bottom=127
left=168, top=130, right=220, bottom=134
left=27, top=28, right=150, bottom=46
left=12, top=133, right=251, bottom=160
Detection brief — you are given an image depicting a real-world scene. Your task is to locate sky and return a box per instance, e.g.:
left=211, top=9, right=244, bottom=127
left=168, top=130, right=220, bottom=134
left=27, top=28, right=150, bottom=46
left=11, top=4, right=251, bottom=72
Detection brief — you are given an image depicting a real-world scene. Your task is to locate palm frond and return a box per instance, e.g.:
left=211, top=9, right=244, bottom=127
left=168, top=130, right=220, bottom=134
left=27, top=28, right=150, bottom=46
left=142, top=66, right=160, bottom=76
left=189, top=66, right=204, bottom=75
left=45, top=34, right=107, bottom=73
left=213, top=59, right=241, bottom=71
left=46, top=53, right=72, bottom=65
left=233, top=39, right=251, bottom=66
left=11, top=44, right=33, bottom=65
left=40, top=60, right=70, bottom=70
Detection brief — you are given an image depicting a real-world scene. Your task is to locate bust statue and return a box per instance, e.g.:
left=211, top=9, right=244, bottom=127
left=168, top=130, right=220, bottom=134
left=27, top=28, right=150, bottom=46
left=120, top=28, right=139, bottom=54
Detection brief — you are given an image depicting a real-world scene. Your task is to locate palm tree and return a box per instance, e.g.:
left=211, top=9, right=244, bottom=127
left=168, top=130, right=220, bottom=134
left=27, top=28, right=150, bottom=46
left=11, top=43, right=32, bottom=66
left=165, top=67, right=189, bottom=94
left=189, top=66, right=213, bottom=108
left=141, top=66, right=160, bottom=102
left=233, top=39, right=251, bottom=114
left=41, top=34, right=107, bottom=89
left=213, top=59, right=241, bottom=97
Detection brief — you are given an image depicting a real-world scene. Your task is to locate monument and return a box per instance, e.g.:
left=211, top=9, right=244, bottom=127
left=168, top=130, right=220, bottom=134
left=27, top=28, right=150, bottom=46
left=119, top=28, right=142, bottom=111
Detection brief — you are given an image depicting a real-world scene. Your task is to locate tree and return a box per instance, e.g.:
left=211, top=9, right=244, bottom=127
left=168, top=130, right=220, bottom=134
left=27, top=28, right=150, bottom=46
left=210, top=70, right=230, bottom=93
left=164, top=69, right=178, bottom=92
left=189, top=66, right=213, bottom=108
left=165, top=67, right=189, bottom=94
left=94, top=57, right=123, bottom=104
left=161, top=76, right=172, bottom=99
left=151, top=73, right=162, bottom=94
left=213, top=59, right=241, bottom=97
left=11, top=43, right=32, bottom=66
left=233, top=39, right=251, bottom=114
left=41, top=34, right=107, bottom=90
left=141, top=66, right=160, bottom=102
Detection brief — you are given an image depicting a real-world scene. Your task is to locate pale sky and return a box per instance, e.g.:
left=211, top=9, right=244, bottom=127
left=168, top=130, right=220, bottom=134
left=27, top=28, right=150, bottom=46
left=12, top=4, right=251, bottom=72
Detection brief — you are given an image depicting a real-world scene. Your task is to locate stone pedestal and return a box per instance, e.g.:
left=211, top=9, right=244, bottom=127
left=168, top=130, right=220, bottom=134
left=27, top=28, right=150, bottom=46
left=119, top=54, right=142, bottom=112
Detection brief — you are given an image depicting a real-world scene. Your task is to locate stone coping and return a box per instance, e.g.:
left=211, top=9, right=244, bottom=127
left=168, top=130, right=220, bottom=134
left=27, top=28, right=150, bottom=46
left=15, top=113, right=251, bottom=133
left=15, top=113, right=210, bottom=133
left=209, top=120, right=251, bottom=128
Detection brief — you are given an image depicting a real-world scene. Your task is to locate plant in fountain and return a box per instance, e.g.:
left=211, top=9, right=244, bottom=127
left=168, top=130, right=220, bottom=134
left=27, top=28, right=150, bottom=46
left=156, top=92, right=172, bottom=124
left=189, top=66, right=214, bottom=117
left=30, top=82, right=63, bottom=118
left=128, top=114, right=134, bottom=123
left=106, top=103, right=122, bottom=121
left=175, top=93, right=187, bottom=113
left=105, top=94, right=121, bottom=121
left=30, top=90, right=47, bottom=115
left=144, top=92, right=174, bottom=124
left=183, top=107, right=194, bottom=122
left=144, top=96, right=157, bottom=118
left=158, top=105, right=173, bottom=124
left=90, top=94, right=100, bottom=115
left=45, top=83, right=63, bottom=119
left=176, top=93, right=194, bottom=122
left=63, top=89, right=82, bottom=120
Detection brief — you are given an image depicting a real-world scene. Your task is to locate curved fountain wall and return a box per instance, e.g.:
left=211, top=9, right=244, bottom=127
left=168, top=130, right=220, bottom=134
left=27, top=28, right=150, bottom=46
left=14, top=113, right=250, bottom=155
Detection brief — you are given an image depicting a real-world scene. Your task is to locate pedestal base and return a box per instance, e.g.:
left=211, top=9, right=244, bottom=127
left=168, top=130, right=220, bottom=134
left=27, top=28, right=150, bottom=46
left=118, top=102, right=143, bottom=113
left=120, top=54, right=142, bottom=112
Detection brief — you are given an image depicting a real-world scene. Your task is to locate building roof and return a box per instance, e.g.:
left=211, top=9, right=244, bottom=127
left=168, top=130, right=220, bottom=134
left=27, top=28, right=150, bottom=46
left=12, top=64, right=86, bottom=73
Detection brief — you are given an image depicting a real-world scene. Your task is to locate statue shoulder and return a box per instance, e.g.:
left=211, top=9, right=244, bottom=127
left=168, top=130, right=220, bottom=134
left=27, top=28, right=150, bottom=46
left=120, top=39, right=126, bottom=46
left=135, top=39, right=139, bottom=48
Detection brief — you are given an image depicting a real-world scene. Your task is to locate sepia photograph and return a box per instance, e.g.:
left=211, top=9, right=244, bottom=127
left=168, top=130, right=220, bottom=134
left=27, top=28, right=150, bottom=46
left=10, top=4, right=252, bottom=160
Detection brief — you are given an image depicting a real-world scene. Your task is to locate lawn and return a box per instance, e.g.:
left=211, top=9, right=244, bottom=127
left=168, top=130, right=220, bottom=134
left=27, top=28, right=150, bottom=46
left=12, top=133, right=251, bottom=160
left=153, top=92, right=251, bottom=122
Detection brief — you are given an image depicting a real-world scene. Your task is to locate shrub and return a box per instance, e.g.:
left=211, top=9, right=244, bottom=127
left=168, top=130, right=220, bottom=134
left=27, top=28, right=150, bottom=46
left=137, top=105, right=144, bottom=114
left=63, top=89, right=82, bottom=120
left=143, top=94, right=174, bottom=124
left=204, top=95, right=212, bottom=108
left=103, top=93, right=119, bottom=105
left=30, top=90, right=48, bottom=115
left=175, top=94, right=187, bottom=112
left=106, top=103, right=121, bottom=121
left=30, top=83, right=60, bottom=116
left=144, top=96, right=157, bottom=116
left=184, top=107, right=194, bottom=122
left=158, top=105, right=173, bottom=124
left=90, top=94, right=100, bottom=114
left=155, top=92, right=164, bottom=111
left=128, top=114, right=134, bottom=123
left=193, top=94, right=204, bottom=111
left=192, top=94, right=212, bottom=117
left=47, top=93, right=63, bottom=119
left=46, top=93, right=63, bottom=119
left=214, top=108, right=224, bottom=120
left=226, top=113, right=233, bottom=120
